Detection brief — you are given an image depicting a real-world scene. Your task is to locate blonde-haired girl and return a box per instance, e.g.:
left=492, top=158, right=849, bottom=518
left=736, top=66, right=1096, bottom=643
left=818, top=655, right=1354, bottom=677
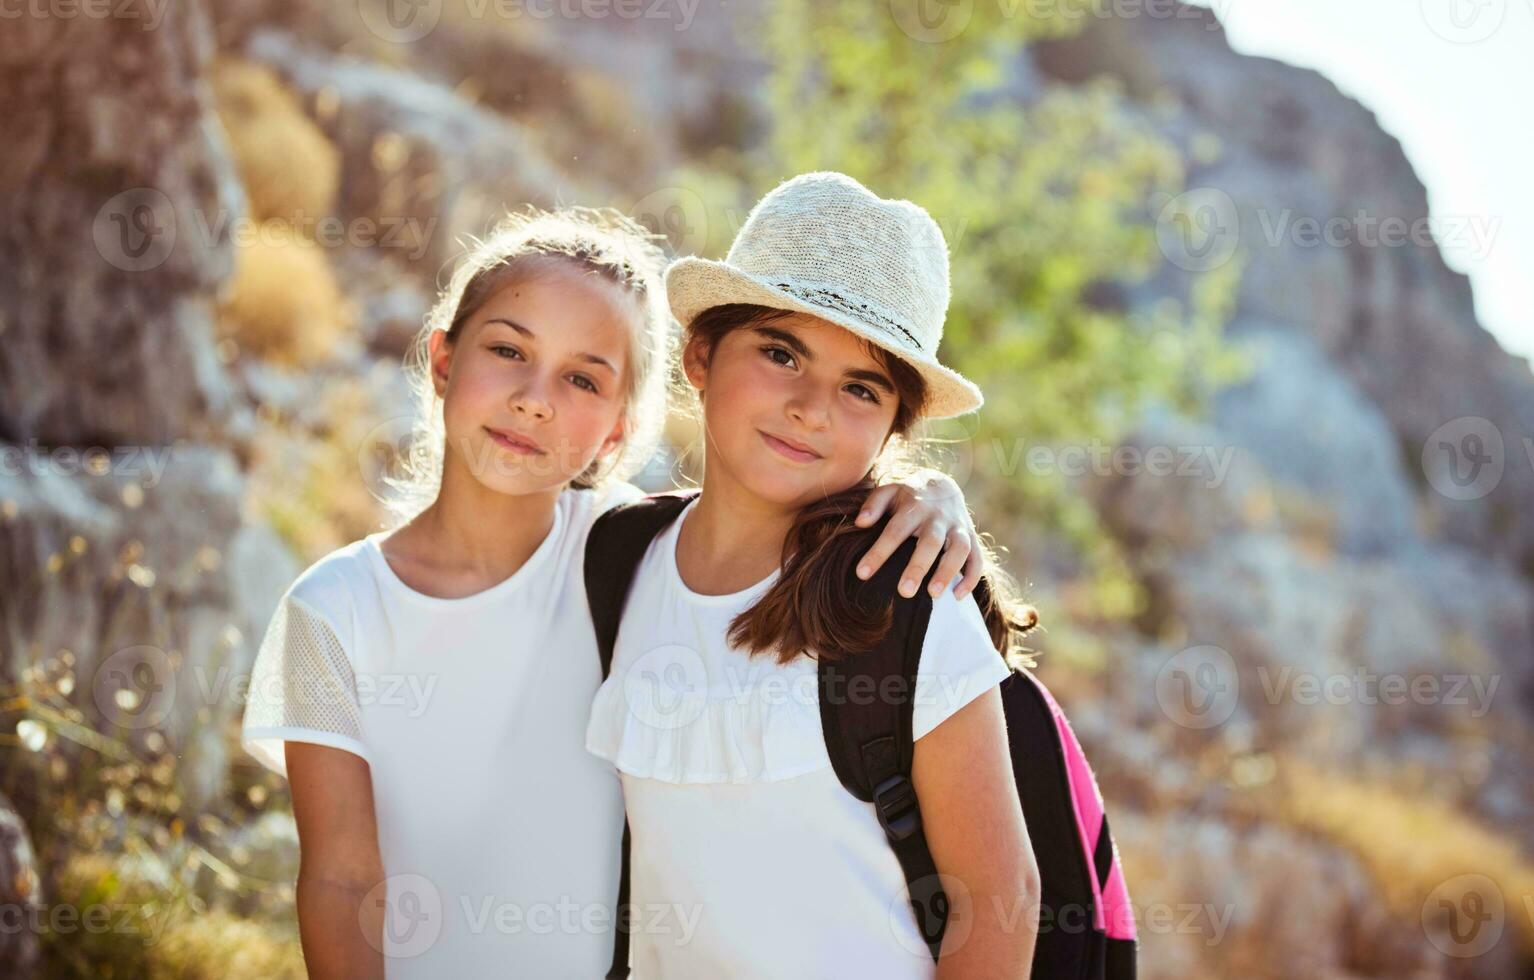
left=241, top=205, right=988, bottom=978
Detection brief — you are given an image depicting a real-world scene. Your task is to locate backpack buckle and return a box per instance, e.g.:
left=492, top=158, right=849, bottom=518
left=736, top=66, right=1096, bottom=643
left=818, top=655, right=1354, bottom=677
left=872, top=774, right=922, bottom=842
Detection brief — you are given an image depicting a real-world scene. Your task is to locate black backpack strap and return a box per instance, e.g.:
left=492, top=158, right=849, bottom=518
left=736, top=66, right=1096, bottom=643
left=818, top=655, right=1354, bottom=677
left=818, top=529, right=949, bottom=962
left=585, top=489, right=699, bottom=676
left=582, top=488, right=698, bottom=980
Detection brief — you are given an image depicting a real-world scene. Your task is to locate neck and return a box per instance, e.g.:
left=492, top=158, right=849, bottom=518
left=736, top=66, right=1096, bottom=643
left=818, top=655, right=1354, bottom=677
left=404, top=450, right=563, bottom=585
left=676, top=474, right=799, bottom=596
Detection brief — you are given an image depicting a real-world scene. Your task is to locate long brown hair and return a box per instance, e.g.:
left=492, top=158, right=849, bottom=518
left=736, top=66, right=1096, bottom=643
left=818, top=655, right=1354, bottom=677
left=683, top=303, right=1038, bottom=666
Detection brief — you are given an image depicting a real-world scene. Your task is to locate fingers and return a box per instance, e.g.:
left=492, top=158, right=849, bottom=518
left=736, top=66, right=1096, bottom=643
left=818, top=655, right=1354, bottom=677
left=927, top=528, right=974, bottom=599
left=899, top=527, right=949, bottom=598
left=855, top=503, right=924, bottom=580
left=855, top=483, right=902, bottom=528
left=955, top=534, right=985, bottom=600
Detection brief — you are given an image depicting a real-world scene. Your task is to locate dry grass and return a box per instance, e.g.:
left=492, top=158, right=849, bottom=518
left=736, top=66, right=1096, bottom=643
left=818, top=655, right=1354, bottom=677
left=211, top=58, right=339, bottom=224
left=49, top=854, right=303, bottom=980
left=1273, top=756, right=1534, bottom=959
left=219, top=234, right=352, bottom=367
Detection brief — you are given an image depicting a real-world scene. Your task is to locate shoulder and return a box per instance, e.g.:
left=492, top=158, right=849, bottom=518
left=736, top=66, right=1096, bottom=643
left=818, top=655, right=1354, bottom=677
left=560, top=480, right=647, bottom=533
left=913, top=586, right=1013, bottom=740
left=280, top=538, right=375, bottom=630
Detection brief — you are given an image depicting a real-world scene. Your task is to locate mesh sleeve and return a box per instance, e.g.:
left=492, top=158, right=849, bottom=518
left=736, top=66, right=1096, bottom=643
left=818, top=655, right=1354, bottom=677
left=241, top=596, right=369, bottom=776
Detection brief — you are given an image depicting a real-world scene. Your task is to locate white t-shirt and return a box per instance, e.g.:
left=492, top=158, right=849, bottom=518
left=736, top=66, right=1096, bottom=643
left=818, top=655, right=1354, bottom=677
left=584, top=498, right=1014, bottom=979
left=242, top=481, right=642, bottom=979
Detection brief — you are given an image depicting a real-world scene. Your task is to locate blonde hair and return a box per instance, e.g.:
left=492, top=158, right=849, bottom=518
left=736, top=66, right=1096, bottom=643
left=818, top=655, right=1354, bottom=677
left=388, top=206, right=673, bottom=522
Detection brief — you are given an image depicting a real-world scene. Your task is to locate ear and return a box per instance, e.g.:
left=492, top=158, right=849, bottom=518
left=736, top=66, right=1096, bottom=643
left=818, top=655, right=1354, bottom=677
left=595, top=413, right=627, bottom=461
left=427, top=328, right=454, bottom=397
left=680, top=333, right=711, bottom=394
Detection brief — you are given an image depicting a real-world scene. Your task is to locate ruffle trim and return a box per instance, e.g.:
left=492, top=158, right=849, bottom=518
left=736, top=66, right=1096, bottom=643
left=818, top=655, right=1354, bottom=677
left=585, top=660, right=831, bottom=784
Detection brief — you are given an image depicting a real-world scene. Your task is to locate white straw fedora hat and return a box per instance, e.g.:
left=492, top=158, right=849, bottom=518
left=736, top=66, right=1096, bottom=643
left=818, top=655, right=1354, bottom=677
left=664, top=171, right=983, bottom=419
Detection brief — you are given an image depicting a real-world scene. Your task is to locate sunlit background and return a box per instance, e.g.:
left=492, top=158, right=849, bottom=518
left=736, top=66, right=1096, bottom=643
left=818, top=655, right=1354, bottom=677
left=1, top=0, right=1531, bottom=976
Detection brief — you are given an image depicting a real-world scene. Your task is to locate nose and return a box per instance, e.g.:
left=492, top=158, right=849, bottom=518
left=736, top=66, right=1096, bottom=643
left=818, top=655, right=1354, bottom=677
left=509, top=376, right=554, bottom=422
left=785, top=378, right=831, bottom=431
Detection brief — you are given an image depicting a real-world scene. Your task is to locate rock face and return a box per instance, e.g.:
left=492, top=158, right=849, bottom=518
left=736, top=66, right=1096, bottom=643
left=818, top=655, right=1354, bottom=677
left=0, top=1, right=265, bottom=818
left=0, top=0, right=242, bottom=448
left=242, top=29, right=576, bottom=276
left=1034, top=6, right=1534, bottom=574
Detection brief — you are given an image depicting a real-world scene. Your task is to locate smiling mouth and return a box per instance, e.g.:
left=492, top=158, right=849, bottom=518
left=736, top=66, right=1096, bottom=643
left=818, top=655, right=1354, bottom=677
left=759, top=430, right=821, bottom=463
left=485, top=427, right=545, bottom=455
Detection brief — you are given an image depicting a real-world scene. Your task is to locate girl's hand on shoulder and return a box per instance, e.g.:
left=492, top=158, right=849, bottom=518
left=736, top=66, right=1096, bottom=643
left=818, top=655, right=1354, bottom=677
left=854, top=469, right=983, bottom=600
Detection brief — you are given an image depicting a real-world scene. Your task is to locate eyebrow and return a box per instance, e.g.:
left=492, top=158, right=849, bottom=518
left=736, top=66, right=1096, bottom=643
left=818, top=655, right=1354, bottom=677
left=752, top=326, right=896, bottom=396
left=484, top=317, right=618, bottom=374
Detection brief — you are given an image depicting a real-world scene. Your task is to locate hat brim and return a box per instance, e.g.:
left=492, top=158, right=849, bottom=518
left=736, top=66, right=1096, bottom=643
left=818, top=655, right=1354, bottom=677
left=665, top=257, right=983, bottom=420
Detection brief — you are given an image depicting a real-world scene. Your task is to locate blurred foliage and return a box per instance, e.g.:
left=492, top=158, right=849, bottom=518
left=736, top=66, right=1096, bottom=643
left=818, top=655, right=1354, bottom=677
left=1, top=667, right=299, bottom=978
left=699, top=0, right=1249, bottom=636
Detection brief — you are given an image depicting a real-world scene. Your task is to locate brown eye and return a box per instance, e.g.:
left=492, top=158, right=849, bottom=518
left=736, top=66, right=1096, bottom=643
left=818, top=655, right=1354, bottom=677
left=761, top=345, right=796, bottom=368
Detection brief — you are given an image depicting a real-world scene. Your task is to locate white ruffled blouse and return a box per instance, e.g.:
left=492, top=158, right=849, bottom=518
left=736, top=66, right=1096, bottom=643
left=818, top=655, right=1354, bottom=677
left=584, top=498, right=1014, bottom=979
